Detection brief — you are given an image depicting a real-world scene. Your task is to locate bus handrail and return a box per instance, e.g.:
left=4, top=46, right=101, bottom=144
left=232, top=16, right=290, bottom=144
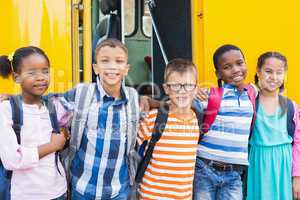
left=146, top=0, right=168, bottom=65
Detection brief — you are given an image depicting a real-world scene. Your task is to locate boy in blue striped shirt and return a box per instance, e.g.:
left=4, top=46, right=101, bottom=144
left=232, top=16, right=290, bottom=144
left=60, top=39, right=140, bottom=200
left=193, top=45, right=255, bottom=200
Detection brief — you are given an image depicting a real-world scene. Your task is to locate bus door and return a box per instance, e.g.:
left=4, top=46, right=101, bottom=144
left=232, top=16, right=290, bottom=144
left=122, top=0, right=152, bottom=96
left=151, top=0, right=193, bottom=99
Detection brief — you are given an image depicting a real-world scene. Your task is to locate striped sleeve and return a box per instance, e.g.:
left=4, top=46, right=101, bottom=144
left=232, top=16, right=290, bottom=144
left=137, top=109, right=157, bottom=145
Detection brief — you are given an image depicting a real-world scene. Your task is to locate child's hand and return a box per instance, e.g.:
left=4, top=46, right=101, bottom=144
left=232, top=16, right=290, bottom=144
left=139, top=96, right=151, bottom=112
left=50, top=133, right=67, bottom=151
left=0, top=94, right=11, bottom=102
left=61, top=128, right=71, bottom=140
left=293, top=177, right=300, bottom=199
left=195, top=87, right=209, bottom=101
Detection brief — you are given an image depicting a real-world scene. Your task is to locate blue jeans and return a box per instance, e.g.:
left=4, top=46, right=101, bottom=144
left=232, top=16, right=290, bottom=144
left=193, top=157, right=243, bottom=200
left=0, top=167, right=10, bottom=200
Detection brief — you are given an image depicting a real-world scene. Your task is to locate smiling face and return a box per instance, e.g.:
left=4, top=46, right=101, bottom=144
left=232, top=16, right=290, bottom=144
left=14, top=53, right=50, bottom=98
left=216, top=50, right=247, bottom=89
left=257, top=57, right=286, bottom=93
left=93, top=45, right=129, bottom=89
left=163, top=70, right=197, bottom=110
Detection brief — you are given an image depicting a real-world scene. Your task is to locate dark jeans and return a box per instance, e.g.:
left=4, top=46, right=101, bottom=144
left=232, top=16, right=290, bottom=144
left=0, top=168, right=10, bottom=200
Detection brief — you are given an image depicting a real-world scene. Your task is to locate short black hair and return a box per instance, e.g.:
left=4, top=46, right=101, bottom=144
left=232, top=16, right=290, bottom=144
left=213, top=44, right=244, bottom=70
left=213, top=44, right=244, bottom=87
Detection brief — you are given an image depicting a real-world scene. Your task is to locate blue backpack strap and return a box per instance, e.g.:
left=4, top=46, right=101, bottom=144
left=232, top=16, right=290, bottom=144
left=284, top=96, right=296, bottom=140
left=5, top=96, right=24, bottom=180
left=135, top=103, right=169, bottom=183
left=43, top=97, right=62, bottom=175
left=44, top=97, right=60, bottom=133
left=245, top=84, right=257, bottom=132
left=249, top=94, right=260, bottom=140
left=10, top=95, right=23, bottom=144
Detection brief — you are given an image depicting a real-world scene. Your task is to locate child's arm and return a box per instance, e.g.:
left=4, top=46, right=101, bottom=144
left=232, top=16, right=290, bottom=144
left=195, top=87, right=209, bottom=102
left=0, top=104, right=66, bottom=171
left=139, top=96, right=160, bottom=112
left=292, top=102, right=300, bottom=198
left=0, top=94, right=11, bottom=102
left=38, top=133, right=67, bottom=159
left=46, top=87, right=77, bottom=103
left=136, top=111, right=153, bottom=154
left=194, top=87, right=208, bottom=110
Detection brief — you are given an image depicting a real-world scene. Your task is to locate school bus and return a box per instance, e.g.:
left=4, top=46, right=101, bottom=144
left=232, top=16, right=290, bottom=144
left=1, top=0, right=300, bottom=104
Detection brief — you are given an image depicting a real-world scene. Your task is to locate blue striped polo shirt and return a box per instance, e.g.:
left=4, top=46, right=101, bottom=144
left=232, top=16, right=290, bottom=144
left=197, top=83, right=254, bottom=165
left=70, top=79, right=131, bottom=199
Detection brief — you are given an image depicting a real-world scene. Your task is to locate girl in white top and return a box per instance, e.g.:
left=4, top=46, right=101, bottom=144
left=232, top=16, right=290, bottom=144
left=0, top=46, right=67, bottom=200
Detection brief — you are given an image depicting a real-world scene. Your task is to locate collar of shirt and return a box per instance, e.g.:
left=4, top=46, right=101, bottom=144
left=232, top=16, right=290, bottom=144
left=96, top=76, right=128, bottom=105
left=223, top=83, right=248, bottom=96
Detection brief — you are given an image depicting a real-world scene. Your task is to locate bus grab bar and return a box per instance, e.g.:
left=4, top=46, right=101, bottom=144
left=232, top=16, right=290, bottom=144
left=146, top=0, right=169, bottom=65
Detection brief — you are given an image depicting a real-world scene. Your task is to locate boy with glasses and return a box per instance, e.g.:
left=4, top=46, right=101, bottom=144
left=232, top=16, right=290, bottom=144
left=137, top=58, right=200, bottom=199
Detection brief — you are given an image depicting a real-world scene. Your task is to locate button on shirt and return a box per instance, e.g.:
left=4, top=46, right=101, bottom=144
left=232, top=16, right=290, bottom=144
left=0, top=101, right=67, bottom=200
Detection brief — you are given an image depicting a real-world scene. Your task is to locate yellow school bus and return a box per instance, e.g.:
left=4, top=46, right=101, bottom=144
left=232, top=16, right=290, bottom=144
left=1, top=0, right=300, bottom=104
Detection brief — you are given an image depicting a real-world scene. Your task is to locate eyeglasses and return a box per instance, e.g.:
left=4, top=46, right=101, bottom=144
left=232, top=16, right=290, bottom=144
left=166, top=83, right=197, bottom=92
left=23, top=69, right=49, bottom=78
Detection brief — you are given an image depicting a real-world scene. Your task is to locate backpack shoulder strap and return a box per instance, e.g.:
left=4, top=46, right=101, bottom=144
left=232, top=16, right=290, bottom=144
left=245, top=84, right=257, bottom=113
left=125, top=87, right=139, bottom=155
left=191, top=101, right=204, bottom=140
left=43, top=97, right=63, bottom=175
left=44, top=97, right=60, bottom=133
left=9, top=95, right=23, bottom=144
left=202, top=87, right=223, bottom=133
left=281, top=96, right=296, bottom=139
left=6, top=95, right=23, bottom=179
left=245, top=84, right=258, bottom=135
left=249, top=94, right=260, bottom=140
left=71, top=83, right=96, bottom=149
left=135, top=104, right=169, bottom=183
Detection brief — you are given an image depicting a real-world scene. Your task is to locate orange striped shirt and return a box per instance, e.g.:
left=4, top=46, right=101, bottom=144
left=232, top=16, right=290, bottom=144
left=137, top=109, right=200, bottom=200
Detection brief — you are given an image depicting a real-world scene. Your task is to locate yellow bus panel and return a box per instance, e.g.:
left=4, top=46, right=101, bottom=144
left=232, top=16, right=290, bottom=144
left=0, top=0, right=73, bottom=94
left=193, top=0, right=300, bottom=103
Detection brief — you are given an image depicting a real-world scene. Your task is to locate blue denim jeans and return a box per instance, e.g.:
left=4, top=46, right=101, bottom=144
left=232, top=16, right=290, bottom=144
left=0, top=167, right=10, bottom=200
left=193, top=157, right=243, bottom=200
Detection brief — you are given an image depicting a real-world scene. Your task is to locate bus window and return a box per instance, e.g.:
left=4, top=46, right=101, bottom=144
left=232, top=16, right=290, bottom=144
left=142, top=2, right=152, bottom=37
left=124, top=0, right=136, bottom=36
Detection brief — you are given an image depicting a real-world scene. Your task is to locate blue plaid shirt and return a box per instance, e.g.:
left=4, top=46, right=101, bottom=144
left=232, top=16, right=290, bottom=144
left=70, top=80, right=131, bottom=199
